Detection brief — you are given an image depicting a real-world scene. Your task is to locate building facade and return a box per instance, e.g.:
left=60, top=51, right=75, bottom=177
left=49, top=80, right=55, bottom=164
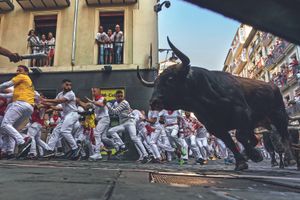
left=0, top=0, right=158, bottom=109
left=223, top=24, right=300, bottom=102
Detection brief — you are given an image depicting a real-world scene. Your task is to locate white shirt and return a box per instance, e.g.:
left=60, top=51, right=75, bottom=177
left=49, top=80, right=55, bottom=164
left=56, top=91, right=77, bottom=116
left=131, top=109, right=146, bottom=131
left=94, top=96, right=109, bottom=119
left=196, top=126, right=209, bottom=138
left=96, top=32, right=108, bottom=43
left=148, top=110, right=160, bottom=127
left=159, top=110, right=180, bottom=125
left=48, top=37, right=55, bottom=49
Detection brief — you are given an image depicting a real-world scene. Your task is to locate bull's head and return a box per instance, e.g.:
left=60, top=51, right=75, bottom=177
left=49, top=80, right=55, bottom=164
left=137, top=37, right=190, bottom=110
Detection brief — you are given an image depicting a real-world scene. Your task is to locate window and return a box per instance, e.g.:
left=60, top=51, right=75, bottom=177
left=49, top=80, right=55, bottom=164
left=28, top=15, right=57, bottom=67
left=97, top=11, right=124, bottom=65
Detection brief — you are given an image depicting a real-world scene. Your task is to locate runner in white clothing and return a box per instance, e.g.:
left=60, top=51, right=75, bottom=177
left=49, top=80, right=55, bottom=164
left=107, top=90, right=150, bottom=163
left=42, top=79, right=80, bottom=160
left=159, top=109, right=186, bottom=160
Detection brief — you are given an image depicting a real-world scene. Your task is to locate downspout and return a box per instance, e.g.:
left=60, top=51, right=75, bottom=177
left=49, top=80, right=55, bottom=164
left=71, top=0, right=79, bottom=70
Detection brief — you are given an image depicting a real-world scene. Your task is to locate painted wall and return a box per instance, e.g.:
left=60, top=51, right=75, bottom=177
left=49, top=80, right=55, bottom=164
left=0, top=0, right=158, bottom=73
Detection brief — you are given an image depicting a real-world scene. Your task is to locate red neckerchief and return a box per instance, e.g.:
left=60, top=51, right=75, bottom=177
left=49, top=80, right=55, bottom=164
left=53, top=115, right=59, bottom=122
left=94, top=95, right=103, bottom=101
left=167, top=110, right=174, bottom=115
left=32, top=108, right=44, bottom=125
left=145, top=125, right=155, bottom=135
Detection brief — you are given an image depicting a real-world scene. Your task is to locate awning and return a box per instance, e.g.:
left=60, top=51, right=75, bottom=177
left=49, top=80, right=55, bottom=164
left=16, top=0, right=70, bottom=10
left=0, top=0, right=14, bottom=13
left=86, top=0, right=137, bottom=6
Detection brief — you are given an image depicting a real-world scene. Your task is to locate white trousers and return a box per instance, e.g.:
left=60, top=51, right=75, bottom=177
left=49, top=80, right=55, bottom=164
left=215, top=138, right=228, bottom=158
left=157, top=128, right=174, bottom=161
left=185, top=134, right=202, bottom=159
left=165, top=125, right=181, bottom=148
left=147, top=127, right=162, bottom=159
left=47, top=112, right=79, bottom=151
left=94, top=116, right=110, bottom=153
left=1, top=101, right=33, bottom=145
left=28, top=122, right=50, bottom=156
left=137, top=127, right=154, bottom=157
left=196, top=137, right=209, bottom=160
left=108, top=119, right=148, bottom=157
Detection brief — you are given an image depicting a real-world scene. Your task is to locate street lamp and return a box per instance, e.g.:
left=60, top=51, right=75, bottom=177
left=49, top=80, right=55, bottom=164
left=154, top=0, right=171, bottom=13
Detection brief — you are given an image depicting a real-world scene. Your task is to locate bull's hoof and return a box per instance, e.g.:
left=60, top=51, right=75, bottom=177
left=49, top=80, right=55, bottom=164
left=247, top=148, right=263, bottom=163
left=234, top=161, right=248, bottom=171
left=279, top=162, right=284, bottom=169
left=271, top=160, right=279, bottom=167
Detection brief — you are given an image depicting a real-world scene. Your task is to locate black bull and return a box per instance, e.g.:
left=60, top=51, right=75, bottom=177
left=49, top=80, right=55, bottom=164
left=137, top=38, right=290, bottom=171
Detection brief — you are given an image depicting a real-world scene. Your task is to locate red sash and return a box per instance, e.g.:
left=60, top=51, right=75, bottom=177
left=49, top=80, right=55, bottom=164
left=145, top=125, right=155, bottom=135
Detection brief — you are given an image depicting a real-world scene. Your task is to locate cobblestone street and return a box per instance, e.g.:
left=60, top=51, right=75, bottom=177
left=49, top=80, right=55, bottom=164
left=0, top=159, right=299, bottom=200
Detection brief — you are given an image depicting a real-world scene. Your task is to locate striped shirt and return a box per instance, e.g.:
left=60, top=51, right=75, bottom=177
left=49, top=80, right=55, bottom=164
left=108, top=100, right=134, bottom=123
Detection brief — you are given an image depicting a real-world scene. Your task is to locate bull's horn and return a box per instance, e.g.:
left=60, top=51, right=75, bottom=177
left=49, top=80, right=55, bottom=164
left=167, top=37, right=190, bottom=67
left=137, top=66, right=154, bottom=87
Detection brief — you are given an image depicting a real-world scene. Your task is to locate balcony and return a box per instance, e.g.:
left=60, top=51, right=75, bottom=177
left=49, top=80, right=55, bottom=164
left=261, top=32, right=273, bottom=46
left=86, top=0, right=137, bottom=6
left=17, top=0, right=70, bottom=10
left=265, top=40, right=294, bottom=68
left=0, top=0, right=14, bottom=13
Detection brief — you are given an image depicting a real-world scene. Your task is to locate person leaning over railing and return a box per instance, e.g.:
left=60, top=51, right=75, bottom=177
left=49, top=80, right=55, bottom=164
left=47, top=32, right=55, bottom=66
left=40, top=34, right=49, bottom=67
left=105, top=29, right=114, bottom=64
left=27, top=29, right=41, bottom=67
left=95, top=26, right=108, bottom=65
left=113, top=24, right=124, bottom=64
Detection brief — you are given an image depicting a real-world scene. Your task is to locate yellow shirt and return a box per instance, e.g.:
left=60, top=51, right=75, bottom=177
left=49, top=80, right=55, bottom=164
left=84, top=114, right=96, bottom=129
left=12, top=74, right=35, bottom=105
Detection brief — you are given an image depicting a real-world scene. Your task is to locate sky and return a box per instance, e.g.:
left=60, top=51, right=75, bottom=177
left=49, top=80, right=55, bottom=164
left=158, top=0, right=240, bottom=71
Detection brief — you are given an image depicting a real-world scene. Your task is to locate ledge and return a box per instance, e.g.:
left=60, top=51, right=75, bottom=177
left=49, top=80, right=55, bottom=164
left=0, top=64, right=153, bottom=74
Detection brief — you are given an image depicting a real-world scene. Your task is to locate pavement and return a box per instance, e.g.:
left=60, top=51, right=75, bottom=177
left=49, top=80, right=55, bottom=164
left=0, top=159, right=299, bottom=200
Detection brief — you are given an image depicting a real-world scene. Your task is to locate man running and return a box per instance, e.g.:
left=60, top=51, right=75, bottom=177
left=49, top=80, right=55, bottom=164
left=42, top=79, right=80, bottom=160
left=0, top=65, right=34, bottom=156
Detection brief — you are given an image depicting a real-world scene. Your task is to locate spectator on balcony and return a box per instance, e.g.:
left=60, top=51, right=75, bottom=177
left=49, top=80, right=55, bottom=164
left=276, top=72, right=282, bottom=87
left=282, top=69, right=288, bottom=85
left=27, top=29, right=41, bottom=67
left=113, top=24, right=124, bottom=64
left=95, top=26, right=108, bottom=65
left=105, top=29, right=114, bottom=64
left=289, top=57, right=299, bottom=75
left=47, top=32, right=55, bottom=66
left=40, top=34, right=49, bottom=67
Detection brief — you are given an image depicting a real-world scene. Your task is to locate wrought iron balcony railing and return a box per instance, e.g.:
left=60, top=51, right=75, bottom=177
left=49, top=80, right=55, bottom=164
left=265, top=40, right=293, bottom=68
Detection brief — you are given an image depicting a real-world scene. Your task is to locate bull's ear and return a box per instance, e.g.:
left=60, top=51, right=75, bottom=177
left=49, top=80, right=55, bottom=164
left=167, top=37, right=190, bottom=77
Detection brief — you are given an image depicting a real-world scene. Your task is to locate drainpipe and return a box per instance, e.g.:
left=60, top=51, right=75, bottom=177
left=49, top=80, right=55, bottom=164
left=71, top=0, right=79, bottom=70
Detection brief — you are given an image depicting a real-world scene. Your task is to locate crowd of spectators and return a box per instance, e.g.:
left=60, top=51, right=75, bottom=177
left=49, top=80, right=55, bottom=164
left=27, top=29, right=56, bottom=67
left=95, top=24, right=124, bottom=65
left=271, top=57, right=300, bottom=88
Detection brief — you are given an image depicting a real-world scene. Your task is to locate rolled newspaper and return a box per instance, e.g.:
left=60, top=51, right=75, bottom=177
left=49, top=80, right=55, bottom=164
left=21, top=53, right=47, bottom=60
